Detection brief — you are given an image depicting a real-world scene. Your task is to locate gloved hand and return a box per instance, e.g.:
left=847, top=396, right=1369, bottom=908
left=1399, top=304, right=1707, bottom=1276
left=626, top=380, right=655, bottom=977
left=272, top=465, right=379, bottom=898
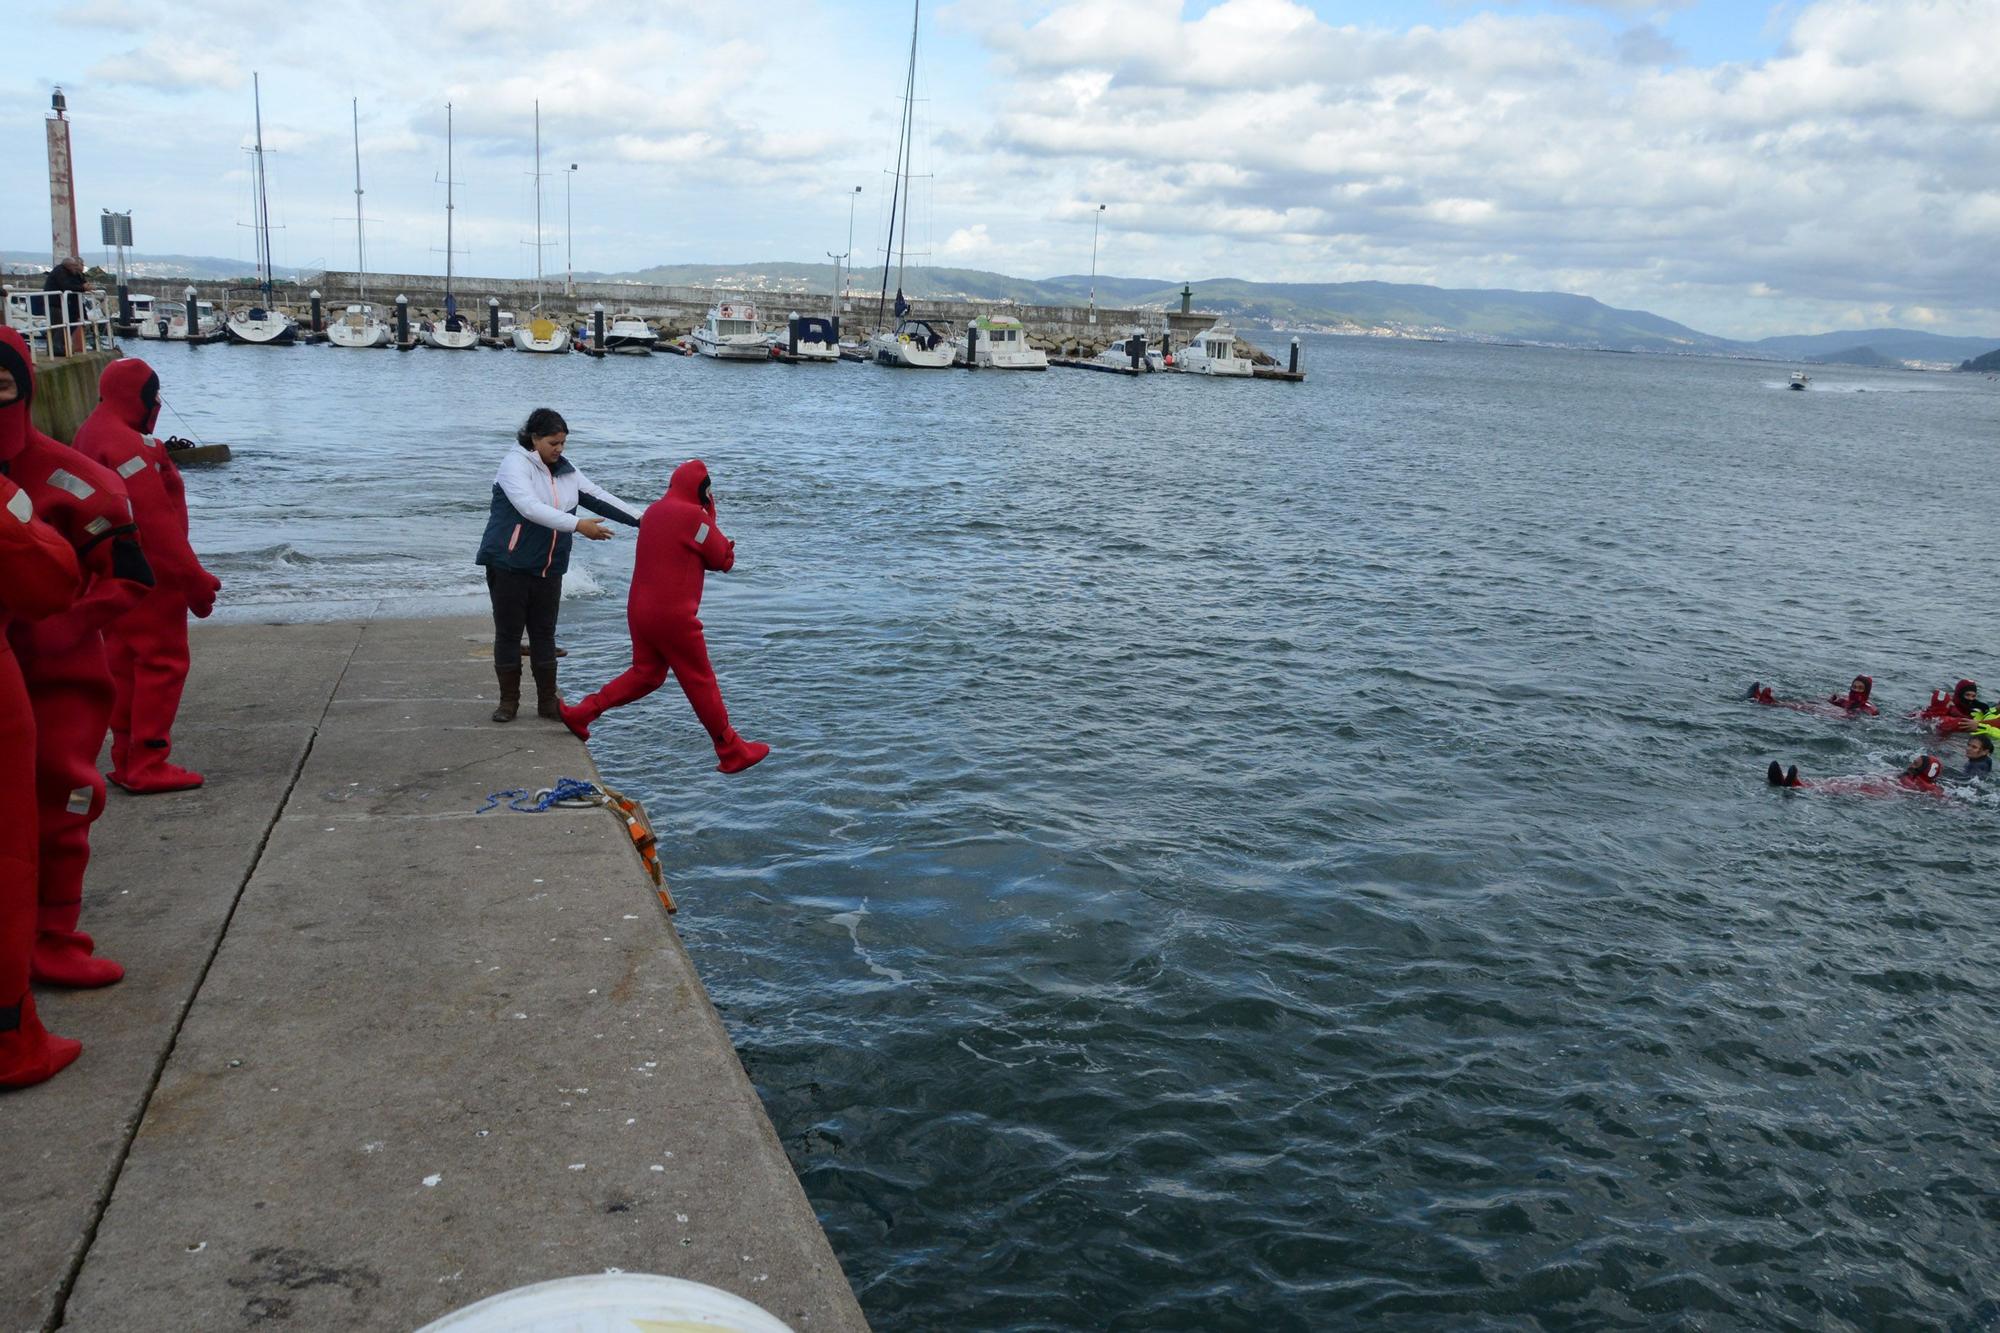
left=191, top=569, right=221, bottom=619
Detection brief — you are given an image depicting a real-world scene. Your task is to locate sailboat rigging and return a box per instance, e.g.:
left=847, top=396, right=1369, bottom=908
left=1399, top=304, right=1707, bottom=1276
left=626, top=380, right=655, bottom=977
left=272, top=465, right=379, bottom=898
left=225, top=72, right=299, bottom=346
left=869, top=0, right=950, bottom=369
left=512, top=100, right=570, bottom=353
left=425, top=102, right=478, bottom=349
left=327, top=97, right=391, bottom=348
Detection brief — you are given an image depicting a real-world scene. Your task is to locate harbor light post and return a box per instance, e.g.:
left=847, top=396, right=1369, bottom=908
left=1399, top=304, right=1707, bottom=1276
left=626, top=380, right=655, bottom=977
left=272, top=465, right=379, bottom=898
left=1088, top=203, right=1105, bottom=324
left=565, top=163, right=578, bottom=298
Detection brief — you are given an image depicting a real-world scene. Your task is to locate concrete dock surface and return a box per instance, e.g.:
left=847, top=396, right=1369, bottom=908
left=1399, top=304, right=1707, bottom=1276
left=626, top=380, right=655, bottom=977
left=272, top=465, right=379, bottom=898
left=1, top=616, right=867, bottom=1332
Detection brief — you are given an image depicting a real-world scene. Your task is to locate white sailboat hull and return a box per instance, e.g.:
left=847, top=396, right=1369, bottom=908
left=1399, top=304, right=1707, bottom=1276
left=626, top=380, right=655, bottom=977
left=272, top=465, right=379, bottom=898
left=870, top=333, right=953, bottom=368
left=424, top=324, right=479, bottom=350
left=512, top=326, right=571, bottom=354
left=226, top=311, right=298, bottom=346
left=327, top=318, right=391, bottom=348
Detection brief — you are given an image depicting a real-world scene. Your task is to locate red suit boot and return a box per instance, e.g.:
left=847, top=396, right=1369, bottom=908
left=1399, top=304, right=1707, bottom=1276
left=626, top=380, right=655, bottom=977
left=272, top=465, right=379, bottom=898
left=0, top=466, right=86, bottom=1087
left=75, top=358, right=220, bottom=792
left=560, top=459, right=769, bottom=773
left=0, top=329, right=155, bottom=990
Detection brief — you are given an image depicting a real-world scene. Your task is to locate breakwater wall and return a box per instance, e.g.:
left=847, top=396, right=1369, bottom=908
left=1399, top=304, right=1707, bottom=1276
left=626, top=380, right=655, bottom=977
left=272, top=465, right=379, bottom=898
left=29, top=348, right=117, bottom=443
left=137, top=272, right=1235, bottom=358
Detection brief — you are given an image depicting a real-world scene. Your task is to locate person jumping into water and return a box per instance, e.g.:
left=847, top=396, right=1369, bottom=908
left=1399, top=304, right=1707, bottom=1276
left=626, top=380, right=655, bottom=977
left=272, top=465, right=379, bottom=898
left=1746, top=673, right=1877, bottom=715
left=558, top=459, right=769, bottom=773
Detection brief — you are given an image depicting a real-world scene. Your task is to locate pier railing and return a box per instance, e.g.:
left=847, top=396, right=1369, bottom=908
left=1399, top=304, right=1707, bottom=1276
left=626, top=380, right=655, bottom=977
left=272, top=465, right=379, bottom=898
left=1, top=287, right=116, bottom=361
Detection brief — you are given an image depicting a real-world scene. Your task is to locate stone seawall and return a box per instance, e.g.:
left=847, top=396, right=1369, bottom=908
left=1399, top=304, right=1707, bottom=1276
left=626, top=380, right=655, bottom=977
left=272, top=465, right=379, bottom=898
left=29, top=349, right=118, bottom=443
left=135, top=272, right=1242, bottom=359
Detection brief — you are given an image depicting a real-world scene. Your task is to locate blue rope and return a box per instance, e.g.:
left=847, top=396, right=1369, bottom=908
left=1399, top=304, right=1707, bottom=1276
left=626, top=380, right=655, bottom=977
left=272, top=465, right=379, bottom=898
left=476, top=777, right=598, bottom=813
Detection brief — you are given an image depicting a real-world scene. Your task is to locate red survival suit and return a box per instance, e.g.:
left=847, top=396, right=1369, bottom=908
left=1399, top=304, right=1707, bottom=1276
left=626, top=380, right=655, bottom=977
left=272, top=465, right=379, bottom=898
left=0, top=328, right=155, bottom=989
left=1770, top=754, right=1946, bottom=798
left=559, top=459, right=769, bottom=773
left=74, top=358, right=220, bottom=791
left=1750, top=674, right=1878, bottom=717
left=0, top=469, right=85, bottom=1087
left=1916, top=679, right=1989, bottom=734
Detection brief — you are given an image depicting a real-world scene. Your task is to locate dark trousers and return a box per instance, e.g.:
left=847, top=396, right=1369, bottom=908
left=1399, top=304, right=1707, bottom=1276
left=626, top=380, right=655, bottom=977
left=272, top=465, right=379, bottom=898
left=486, top=566, right=561, bottom=669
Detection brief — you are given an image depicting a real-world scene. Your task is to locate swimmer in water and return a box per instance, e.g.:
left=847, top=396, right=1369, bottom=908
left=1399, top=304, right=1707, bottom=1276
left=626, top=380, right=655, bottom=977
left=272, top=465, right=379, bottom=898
left=1765, top=753, right=1944, bottom=795
left=1746, top=673, right=1878, bottom=716
left=1949, top=734, right=1993, bottom=781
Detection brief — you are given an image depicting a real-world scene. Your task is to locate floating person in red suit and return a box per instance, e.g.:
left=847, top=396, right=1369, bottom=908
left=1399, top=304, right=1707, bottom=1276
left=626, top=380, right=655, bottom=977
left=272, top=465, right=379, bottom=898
left=1915, top=679, right=1991, bottom=734
left=0, top=461, right=87, bottom=1086
left=1765, top=753, right=1946, bottom=797
left=1746, top=673, right=1878, bottom=717
left=73, top=358, right=222, bottom=792
left=559, top=459, right=769, bottom=773
left=0, top=327, right=155, bottom=990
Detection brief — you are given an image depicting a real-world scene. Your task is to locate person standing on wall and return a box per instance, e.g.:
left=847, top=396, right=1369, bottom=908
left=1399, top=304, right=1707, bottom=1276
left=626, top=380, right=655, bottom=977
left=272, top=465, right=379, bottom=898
left=41, top=257, right=89, bottom=356
left=475, top=408, right=643, bottom=722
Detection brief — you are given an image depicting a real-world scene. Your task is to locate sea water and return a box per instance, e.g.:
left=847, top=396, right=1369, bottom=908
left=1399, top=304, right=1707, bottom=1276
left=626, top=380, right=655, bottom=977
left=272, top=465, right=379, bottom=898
left=152, top=335, right=1999, bottom=1327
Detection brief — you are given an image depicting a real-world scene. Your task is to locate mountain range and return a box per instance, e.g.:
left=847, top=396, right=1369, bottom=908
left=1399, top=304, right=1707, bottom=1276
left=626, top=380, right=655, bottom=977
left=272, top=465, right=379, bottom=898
left=10, top=248, right=1996, bottom=364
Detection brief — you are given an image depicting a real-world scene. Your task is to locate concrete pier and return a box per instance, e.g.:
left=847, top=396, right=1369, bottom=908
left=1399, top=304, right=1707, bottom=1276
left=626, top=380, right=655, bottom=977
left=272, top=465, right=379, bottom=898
left=0, top=616, right=867, bottom=1332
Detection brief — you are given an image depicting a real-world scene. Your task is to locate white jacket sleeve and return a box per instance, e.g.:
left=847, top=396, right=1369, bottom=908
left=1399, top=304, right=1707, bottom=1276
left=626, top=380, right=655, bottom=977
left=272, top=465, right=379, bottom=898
left=495, top=451, right=578, bottom=533
left=572, top=468, right=645, bottom=525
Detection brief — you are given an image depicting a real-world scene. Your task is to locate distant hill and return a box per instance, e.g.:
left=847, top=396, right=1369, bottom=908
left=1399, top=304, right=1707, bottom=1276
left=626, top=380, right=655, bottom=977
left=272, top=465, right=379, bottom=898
left=1815, top=345, right=1900, bottom=368
left=1959, top=348, right=2000, bottom=372
left=1, top=250, right=302, bottom=281
left=1746, top=328, right=2000, bottom=365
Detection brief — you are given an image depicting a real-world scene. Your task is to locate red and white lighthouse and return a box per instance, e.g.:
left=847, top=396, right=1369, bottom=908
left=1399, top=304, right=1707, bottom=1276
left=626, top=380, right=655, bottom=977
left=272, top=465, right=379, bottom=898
left=47, top=86, right=79, bottom=263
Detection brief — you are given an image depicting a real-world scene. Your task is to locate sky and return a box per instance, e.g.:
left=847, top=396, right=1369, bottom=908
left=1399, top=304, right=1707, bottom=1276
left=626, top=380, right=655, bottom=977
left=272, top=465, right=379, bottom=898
left=4, top=0, right=1997, bottom=340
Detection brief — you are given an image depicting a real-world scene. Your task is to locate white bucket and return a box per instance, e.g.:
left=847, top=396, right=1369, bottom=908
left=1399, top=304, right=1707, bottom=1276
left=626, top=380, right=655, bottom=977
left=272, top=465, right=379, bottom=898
left=415, top=1273, right=796, bottom=1332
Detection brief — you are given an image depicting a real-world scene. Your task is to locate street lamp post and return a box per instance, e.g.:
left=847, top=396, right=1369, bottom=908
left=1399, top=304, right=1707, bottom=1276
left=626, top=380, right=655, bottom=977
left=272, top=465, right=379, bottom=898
left=565, top=163, right=578, bottom=298
left=1088, top=203, right=1106, bottom=324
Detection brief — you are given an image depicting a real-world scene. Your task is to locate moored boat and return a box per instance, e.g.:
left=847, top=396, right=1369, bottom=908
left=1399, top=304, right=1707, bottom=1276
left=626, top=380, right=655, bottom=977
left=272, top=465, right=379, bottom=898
left=1175, top=322, right=1252, bottom=377
left=692, top=302, right=769, bottom=360
left=326, top=303, right=391, bottom=348
left=953, top=313, right=1047, bottom=370
left=869, top=319, right=952, bottom=368
left=604, top=317, right=659, bottom=354
left=226, top=74, right=298, bottom=348
left=511, top=316, right=570, bottom=354
left=425, top=103, right=479, bottom=350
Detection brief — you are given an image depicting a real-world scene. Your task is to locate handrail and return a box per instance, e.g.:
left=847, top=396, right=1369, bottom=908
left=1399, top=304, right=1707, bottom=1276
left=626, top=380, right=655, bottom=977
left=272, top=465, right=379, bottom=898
left=0, top=285, right=117, bottom=361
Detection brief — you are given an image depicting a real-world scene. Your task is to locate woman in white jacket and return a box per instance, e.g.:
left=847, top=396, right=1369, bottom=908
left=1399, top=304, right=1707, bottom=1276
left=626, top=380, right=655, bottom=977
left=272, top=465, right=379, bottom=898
left=474, top=407, right=644, bottom=721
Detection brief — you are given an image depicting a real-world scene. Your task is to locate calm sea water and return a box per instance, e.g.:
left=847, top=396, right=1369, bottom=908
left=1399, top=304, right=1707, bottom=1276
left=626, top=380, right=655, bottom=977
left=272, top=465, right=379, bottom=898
left=151, top=333, right=1999, bottom=1328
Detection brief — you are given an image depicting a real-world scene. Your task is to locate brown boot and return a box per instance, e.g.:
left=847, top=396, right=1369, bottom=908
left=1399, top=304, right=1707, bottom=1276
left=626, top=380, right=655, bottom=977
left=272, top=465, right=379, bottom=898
left=531, top=661, right=561, bottom=719
left=491, top=665, right=522, bottom=723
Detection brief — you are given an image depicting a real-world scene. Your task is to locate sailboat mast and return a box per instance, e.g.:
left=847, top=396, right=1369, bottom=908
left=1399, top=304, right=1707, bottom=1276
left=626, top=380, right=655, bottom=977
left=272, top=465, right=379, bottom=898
left=876, top=0, right=920, bottom=331
left=351, top=97, right=366, bottom=299
left=532, top=100, right=544, bottom=311
left=444, top=103, right=455, bottom=299
left=253, top=72, right=273, bottom=302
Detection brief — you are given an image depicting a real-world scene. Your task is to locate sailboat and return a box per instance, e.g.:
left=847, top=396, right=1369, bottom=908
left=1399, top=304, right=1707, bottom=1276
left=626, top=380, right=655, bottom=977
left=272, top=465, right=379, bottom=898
left=226, top=72, right=299, bottom=346
left=327, top=97, right=391, bottom=348
left=512, top=101, right=570, bottom=354
left=424, top=102, right=478, bottom=350
left=868, top=0, right=952, bottom=369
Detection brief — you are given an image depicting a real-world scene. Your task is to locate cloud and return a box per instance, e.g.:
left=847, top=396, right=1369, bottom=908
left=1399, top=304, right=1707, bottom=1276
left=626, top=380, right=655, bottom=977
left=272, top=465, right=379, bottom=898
left=90, top=35, right=247, bottom=93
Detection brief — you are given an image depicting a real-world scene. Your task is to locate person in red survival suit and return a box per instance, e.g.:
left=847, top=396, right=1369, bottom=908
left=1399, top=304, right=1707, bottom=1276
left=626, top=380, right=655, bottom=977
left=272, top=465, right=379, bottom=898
left=0, top=466, right=87, bottom=1087
left=1916, top=679, right=1990, bottom=734
left=558, top=459, right=769, bottom=773
left=74, top=358, right=221, bottom=792
left=1747, top=673, right=1878, bottom=716
left=0, top=328, right=155, bottom=990
left=1765, top=753, right=1946, bottom=797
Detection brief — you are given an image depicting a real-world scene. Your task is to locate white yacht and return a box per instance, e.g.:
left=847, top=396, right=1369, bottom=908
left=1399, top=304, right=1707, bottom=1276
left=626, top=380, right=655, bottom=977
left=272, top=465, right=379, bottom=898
left=424, top=309, right=479, bottom=350
left=225, top=75, right=298, bottom=347
left=425, top=105, right=479, bottom=350
left=126, top=293, right=163, bottom=338
left=953, top=314, right=1047, bottom=370
left=693, top=302, right=769, bottom=360
left=1176, top=323, right=1252, bottom=377
left=870, top=319, right=953, bottom=369
left=1789, top=370, right=1810, bottom=390
left=326, top=303, right=391, bottom=348
left=512, top=315, right=570, bottom=354
left=604, top=317, right=659, bottom=354
left=1091, top=328, right=1159, bottom=372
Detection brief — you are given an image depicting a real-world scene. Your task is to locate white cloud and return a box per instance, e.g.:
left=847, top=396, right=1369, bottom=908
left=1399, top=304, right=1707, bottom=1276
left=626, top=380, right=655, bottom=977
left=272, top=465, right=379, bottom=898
left=90, top=35, right=246, bottom=93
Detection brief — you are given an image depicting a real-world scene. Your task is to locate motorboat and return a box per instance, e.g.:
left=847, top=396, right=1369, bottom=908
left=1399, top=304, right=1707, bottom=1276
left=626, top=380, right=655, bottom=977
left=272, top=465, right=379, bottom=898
left=166, top=298, right=222, bottom=341
left=227, top=75, right=297, bottom=347
left=693, top=302, right=769, bottom=360
left=773, top=314, right=839, bottom=362
left=1789, top=370, right=1810, bottom=390
left=127, top=293, right=164, bottom=338
left=869, top=318, right=953, bottom=368
left=1091, top=327, right=1159, bottom=372
left=511, top=315, right=570, bottom=354
left=954, top=314, right=1047, bottom=370
left=604, top=317, right=659, bottom=354
left=326, top=303, right=391, bottom=348
left=1175, top=322, right=1252, bottom=377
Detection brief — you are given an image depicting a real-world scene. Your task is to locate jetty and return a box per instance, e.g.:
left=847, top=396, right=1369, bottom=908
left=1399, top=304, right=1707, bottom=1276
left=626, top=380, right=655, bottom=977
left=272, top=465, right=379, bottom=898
left=1, top=616, right=867, bottom=1332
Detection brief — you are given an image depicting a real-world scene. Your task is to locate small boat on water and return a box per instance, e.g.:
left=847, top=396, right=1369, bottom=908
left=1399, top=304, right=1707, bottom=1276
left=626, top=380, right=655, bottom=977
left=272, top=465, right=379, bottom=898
left=870, top=318, right=953, bottom=368
left=425, top=103, right=479, bottom=350
left=511, top=100, right=569, bottom=355
left=693, top=302, right=769, bottom=360
left=1789, top=370, right=1810, bottom=390
left=771, top=314, right=840, bottom=362
left=1175, top=322, right=1252, bottom=377
left=127, top=293, right=163, bottom=338
left=604, top=317, right=659, bottom=354
left=954, top=313, right=1047, bottom=370
left=1091, top=327, right=1160, bottom=372
left=865, top=5, right=952, bottom=371
left=226, top=74, right=298, bottom=348
left=327, top=303, right=391, bottom=348
left=166, top=298, right=222, bottom=341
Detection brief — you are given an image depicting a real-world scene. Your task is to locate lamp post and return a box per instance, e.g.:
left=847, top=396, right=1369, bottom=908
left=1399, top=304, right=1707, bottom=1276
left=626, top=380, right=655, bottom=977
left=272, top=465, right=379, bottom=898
left=565, top=163, right=578, bottom=298
left=1088, top=203, right=1105, bottom=324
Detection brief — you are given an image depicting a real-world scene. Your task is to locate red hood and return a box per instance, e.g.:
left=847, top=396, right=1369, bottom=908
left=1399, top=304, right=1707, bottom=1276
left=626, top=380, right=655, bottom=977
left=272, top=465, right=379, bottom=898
left=98, top=356, right=161, bottom=434
left=668, top=457, right=713, bottom=513
left=0, top=326, right=34, bottom=463
left=1851, top=676, right=1873, bottom=703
